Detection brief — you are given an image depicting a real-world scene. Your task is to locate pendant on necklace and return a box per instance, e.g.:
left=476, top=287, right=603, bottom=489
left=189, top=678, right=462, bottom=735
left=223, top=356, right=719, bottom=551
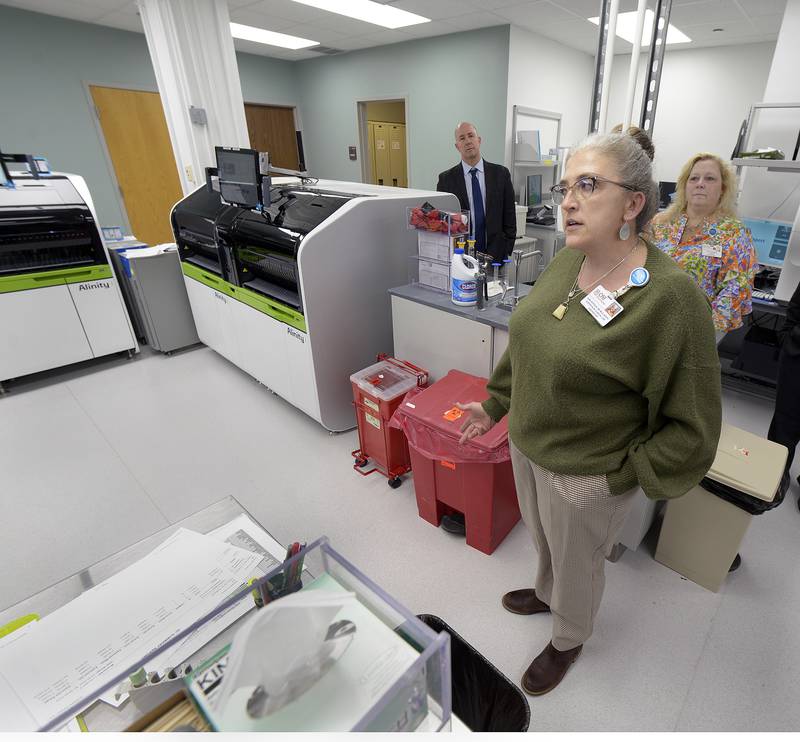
left=552, top=303, right=567, bottom=320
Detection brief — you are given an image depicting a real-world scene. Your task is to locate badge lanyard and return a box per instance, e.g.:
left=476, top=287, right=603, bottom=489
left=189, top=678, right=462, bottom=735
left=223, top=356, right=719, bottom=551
left=579, top=267, right=650, bottom=327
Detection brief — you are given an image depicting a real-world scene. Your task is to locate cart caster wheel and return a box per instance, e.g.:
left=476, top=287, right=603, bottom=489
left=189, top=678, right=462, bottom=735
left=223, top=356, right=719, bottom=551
left=388, top=477, right=402, bottom=489
left=354, top=457, right=368, bottom=468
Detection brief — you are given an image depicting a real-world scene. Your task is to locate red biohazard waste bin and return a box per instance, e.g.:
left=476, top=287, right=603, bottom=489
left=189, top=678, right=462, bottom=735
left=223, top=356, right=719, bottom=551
left=391, top=369, right=520, bottom=554
left=350, top=356, right=428, bottom=489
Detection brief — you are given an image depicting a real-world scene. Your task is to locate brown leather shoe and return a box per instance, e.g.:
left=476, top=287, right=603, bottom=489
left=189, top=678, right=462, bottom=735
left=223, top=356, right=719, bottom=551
left=501, top=589, right=550, bottom=615
left=521, top=642, right=582, bottom=695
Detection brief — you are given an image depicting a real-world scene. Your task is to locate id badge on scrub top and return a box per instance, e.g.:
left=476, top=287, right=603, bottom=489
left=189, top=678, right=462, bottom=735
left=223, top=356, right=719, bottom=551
left=580, top=285, right=623, bottom=327
left=701, top=243, right=722, bottom=258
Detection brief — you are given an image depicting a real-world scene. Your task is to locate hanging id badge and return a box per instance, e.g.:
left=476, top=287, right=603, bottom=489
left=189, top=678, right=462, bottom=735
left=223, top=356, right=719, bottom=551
left=700, top=239, right=722, bottom=258
left=581, top=285, right=624, bottom=326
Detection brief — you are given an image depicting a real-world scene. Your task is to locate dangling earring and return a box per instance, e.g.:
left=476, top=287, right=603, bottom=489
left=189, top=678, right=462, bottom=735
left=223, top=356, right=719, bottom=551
left=619, top=221, right=631, bottom=240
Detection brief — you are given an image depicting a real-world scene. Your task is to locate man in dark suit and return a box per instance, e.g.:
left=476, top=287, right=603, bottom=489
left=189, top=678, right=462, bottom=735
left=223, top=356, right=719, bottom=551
left=436, top=122, right=517, bottom=262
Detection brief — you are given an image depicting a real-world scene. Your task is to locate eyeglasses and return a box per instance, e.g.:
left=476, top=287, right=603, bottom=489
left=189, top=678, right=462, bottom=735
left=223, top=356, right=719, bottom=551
left=550, top=175, right=638, bottom=204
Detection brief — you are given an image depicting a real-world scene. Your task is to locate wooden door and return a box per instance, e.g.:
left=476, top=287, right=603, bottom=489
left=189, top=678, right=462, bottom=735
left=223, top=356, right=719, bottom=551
left=244, top=104, right=299, bottom=170
left=90, top=85, right=183, bottom=246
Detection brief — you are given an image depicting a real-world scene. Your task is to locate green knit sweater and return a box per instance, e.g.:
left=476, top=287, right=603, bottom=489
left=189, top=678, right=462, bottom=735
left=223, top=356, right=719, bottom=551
left=483, top=242, right=722, bottom=499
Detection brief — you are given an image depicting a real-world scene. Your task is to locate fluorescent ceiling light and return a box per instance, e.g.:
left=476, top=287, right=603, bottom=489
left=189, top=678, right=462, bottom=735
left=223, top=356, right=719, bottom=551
left=229, top=22, right=319, bottom=50
left=589, top=10, right=691, bottom=46
left=291, top=0, right=430, bottom=29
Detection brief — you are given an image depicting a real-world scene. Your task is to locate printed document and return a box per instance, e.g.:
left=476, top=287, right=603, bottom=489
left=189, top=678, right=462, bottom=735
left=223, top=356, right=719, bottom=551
left=0, top=528, right=261, bottom=729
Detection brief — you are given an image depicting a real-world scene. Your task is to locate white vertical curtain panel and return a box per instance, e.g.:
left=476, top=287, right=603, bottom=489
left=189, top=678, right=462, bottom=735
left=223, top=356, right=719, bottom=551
left=137, top=0, right=250, bottom=195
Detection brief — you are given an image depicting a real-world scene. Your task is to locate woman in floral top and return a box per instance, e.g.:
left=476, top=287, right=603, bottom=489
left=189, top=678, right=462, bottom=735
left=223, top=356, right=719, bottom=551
left=649, top=153, right=756, bottom=333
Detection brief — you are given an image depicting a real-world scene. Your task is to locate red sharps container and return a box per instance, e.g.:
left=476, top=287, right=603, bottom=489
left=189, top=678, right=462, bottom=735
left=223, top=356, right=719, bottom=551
left=350, top=356, right=428, bottom=488
left=393, top=369, right=520, bottom=554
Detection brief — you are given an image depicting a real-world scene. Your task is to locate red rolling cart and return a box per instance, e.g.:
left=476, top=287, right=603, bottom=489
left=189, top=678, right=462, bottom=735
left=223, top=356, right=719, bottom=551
left=350, top=355, right=428, bottom=488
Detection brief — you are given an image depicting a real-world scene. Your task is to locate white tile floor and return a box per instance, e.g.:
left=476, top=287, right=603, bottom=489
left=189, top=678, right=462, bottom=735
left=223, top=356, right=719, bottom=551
left=2, top=346, right=799, bottom=731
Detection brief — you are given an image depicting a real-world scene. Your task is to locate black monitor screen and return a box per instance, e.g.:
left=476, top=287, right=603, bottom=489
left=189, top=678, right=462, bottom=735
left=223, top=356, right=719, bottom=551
left=658, top=181, right=677, bottom=210
left=215, top=147, right=261, bottom=208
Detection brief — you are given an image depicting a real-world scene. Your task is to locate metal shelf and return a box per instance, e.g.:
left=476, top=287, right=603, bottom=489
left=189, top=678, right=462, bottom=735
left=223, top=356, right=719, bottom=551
left=514, top=160, right=559, bottom=167
left=732, top=158, right=800, bottom=173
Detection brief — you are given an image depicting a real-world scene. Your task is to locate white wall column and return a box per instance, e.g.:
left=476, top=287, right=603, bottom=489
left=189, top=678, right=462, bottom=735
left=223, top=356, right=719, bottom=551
left=738, top=0, right=800, bottom=222
left=137, top=0, right=250, bottom=195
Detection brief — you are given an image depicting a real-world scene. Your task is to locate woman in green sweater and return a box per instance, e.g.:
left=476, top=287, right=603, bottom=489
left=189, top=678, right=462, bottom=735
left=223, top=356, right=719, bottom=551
left=457, top=132, right=722, bottom=695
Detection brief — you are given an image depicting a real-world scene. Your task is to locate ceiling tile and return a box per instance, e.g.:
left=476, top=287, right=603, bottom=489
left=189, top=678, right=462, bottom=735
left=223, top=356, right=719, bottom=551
left=97, top=1, right=140, bottom=18
left=94, top=8, right=142, bottom=32
left=494, top=1, right=577, bottom=26
left=2, top=0, right=107, bottom=22
left=241, top=0, right=326, bottom=24
left=278, top=22, right=349, bottom=43
left=331, top=35, right=382, bottom=50
left=679, top=19, right=759, bottom=39
left=390, top=0, right=469, bottom=21
left=548, top=0, right=640, bottom=19
left=522, top=19, right=600, bottom=54
left=228, top=8, right=297, bottom=30
left=443, top=10, right=508, bottom=31
left=748, top=13, right=783, bottom=33
left=281, top=11, right=382, bottom=35
left=734, top=0, right=787, bottom=19
left=357, top=28, right=417, bottom=45
left=392, top=19, right=460, bottom=39
left=82, top=0, right=132, bottom=12
left=669, top=0, right=748, bottom=27
left=288, top=49, right=321, bottom=59
left=233, top=37, right=321, bottom=58
left=463, top=0, right=531, bottom=9
left=688, top=33, right=776, bottom=48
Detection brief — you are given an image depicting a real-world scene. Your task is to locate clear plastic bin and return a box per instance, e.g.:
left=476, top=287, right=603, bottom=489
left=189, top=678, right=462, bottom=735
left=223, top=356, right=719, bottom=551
left=37, top=537, right=451, bottom=733
left=350, top=357, right=427, bottom=488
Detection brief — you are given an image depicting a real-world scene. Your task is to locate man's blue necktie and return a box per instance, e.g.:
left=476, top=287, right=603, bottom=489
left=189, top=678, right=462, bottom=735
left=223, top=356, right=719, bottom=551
left=469, top=167, right=486, bottom=254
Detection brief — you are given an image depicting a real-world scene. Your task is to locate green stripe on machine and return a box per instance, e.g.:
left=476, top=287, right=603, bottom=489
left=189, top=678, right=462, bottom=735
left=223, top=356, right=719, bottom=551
left=0, top=264, right=112, bottom=294
left=180, top=261, right=236, bottom=297
left=181, top=261, right=306, bottom=333
left=233, top=284, right=306, bottom=333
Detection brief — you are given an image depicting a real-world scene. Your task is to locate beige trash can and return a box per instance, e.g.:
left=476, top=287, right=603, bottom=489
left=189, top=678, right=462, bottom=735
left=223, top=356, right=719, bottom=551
left=655, top=424, right=788, bottom=592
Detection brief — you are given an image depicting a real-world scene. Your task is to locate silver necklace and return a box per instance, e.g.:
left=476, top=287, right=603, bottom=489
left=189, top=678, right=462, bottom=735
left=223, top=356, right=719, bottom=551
left=552, top=243, right=638, bottom=321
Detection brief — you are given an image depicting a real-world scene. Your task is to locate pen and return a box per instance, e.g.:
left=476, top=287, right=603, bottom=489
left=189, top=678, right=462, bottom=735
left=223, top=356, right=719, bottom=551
left=290, top=542, right=306, bottom=590
left=288, top=542, right=301, bottom=590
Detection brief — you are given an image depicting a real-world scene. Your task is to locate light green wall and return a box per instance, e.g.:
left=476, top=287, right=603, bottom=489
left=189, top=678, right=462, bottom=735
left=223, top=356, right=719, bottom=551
left=237, top=50, right=299, bottom=108
left=0, top=6, right=158, bottom=227
left=0, top=6, right=297, bottom=227
left=295, top=26, right=511, bottom=189
left=0, top=6, right=509, bottom=223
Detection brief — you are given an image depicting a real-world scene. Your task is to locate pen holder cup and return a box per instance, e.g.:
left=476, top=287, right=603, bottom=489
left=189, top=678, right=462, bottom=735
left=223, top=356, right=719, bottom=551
left=262, top=571, right=304, bottom=602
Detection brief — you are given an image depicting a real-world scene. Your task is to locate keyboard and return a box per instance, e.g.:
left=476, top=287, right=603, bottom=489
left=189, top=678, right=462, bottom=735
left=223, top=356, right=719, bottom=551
left=752, top=289, right=775, bottom=303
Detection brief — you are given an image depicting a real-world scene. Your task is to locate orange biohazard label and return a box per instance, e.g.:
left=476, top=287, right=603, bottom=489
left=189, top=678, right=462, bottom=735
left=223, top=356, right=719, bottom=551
left=440, top=460, right=456, bottom=470
left=443, top=407, right=463, bottom=422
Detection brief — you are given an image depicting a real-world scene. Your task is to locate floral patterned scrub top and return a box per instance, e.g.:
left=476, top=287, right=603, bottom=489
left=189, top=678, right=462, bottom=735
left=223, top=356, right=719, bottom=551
left=649, top=214, right=756, bottom=332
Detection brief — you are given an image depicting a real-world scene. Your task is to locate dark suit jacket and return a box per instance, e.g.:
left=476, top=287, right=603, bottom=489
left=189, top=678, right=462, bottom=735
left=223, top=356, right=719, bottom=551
left=436, top=160, right=517, bottom=261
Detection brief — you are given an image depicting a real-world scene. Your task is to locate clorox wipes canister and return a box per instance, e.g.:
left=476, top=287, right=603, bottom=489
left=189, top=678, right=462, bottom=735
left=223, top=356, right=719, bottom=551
left=451, top=248, right=479, bottom=307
